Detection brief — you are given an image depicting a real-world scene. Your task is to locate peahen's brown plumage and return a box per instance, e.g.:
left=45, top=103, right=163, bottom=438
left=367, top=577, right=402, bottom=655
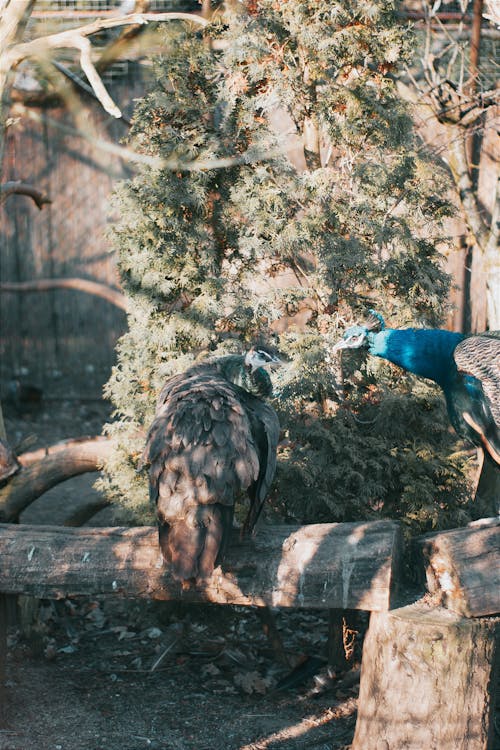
left=140, top=349, right=281, bottom=582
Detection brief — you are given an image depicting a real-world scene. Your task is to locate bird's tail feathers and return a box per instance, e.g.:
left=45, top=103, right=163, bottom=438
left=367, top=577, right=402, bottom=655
left=159, top=506, right=229, bottom=582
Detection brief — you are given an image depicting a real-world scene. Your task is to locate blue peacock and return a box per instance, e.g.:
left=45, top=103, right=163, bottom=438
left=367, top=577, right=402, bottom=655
left=332, top=311, right=500, bottom=515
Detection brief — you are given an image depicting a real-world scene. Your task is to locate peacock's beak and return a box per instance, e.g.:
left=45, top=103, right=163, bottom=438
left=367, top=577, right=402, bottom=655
left=330, top=338, right=349, bottom=354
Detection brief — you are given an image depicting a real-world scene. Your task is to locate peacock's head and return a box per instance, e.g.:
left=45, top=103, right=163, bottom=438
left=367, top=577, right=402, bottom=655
left=330, top=310, right=385, bottom=354
left=244, top=346, right=282, bottom=373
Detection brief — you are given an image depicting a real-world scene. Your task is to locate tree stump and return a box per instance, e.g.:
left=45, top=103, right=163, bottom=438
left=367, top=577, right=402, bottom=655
left=352, top=602, right=500, bottom=750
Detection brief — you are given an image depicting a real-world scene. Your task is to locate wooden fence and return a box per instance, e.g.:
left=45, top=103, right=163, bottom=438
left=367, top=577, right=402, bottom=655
left=0, top=76, right=141, bottom=398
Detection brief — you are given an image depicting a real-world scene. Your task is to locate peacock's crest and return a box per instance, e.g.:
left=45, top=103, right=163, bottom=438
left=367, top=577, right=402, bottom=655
left=365, top=310, right=385, bottom=332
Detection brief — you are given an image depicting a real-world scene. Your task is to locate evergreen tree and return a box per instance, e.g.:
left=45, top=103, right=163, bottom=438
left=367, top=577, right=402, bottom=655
left=100, top=2, right=473, bottom=534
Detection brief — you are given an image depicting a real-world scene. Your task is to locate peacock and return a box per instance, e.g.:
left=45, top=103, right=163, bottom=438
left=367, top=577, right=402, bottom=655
left=332, top=311, right=500, bottom=514
left=139, top=347, right=282, bottom=582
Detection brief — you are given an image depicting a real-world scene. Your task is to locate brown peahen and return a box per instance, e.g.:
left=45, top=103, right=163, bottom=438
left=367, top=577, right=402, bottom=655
left=140, top=347, right=282, bottom=582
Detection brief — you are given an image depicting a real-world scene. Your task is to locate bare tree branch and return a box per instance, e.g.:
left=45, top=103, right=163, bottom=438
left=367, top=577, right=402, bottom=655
left=95, top=0, right=152, bottom=74
left=0, top=180, right=51, bottom=209
left=0, top=278, right=127, bottom=311
left=0, top=0, right=34, bottom=50
left=0, top=436, right=115, bottom=522
left=13, top=104, right=282, bottom=173
left=1, top=11, right=208, bottom=117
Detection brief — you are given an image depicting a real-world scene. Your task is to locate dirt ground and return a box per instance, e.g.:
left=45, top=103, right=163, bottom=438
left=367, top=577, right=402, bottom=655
left=1, top=399, right=359, bottom=750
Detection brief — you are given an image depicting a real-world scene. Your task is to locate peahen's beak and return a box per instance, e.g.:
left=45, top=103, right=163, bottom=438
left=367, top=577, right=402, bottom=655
left=267, top=354, right=283, bottom=371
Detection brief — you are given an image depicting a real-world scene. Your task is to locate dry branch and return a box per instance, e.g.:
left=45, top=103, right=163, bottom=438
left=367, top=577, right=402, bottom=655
left=0, top=520, right=403, bottom=611
left=0, top=180, right=51, bottom=209
left=13, top=104, right=279, bottom=173
left=0, top=436, right=115, bottom=522
left=0, top=278, right=127, bottom=310
left=1, top=11, right=208, bottom=117
left=94, top=0, right=152, bottom=74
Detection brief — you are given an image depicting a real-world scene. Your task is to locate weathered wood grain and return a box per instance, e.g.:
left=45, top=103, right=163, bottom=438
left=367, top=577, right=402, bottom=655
left=0, top=437, right=115, bottom=522
left=352, top=603, right=500, bottom=750
left=416, top=519, right=500, bottom=616
left=0, top=520, right=402, bottom=611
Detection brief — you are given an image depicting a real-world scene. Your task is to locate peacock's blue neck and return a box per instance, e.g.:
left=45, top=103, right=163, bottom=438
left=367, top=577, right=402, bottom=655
left=367, top=328, right=465, bottom=389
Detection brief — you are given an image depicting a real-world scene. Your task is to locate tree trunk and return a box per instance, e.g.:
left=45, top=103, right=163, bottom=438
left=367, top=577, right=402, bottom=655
left=475, top=453, right=500, bottom=518
left=352, top=603, right=500, bottom=750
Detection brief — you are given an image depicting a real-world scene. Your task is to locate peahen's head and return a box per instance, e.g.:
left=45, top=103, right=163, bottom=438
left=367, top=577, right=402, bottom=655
left=244, top=346, right=282, bottom=372
left=331, top=310, right=385, bottom=354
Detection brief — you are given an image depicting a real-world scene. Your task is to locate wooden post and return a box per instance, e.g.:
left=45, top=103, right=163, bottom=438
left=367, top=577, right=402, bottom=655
left=352, top=603, right=500, bottom=750
left=327, top=608, right=349, bottom=671
left=0, top=595, right=7, bottom=725
left=0, top=520, right=403, bottom=611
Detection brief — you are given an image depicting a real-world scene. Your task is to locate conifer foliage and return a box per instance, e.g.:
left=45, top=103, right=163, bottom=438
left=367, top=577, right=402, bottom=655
left=101, top=2, right=472, bottom=533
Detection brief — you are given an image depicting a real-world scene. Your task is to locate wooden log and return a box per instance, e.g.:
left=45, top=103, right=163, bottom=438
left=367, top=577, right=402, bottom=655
left=352, top=603, right=500, bottom=750
left=416, top=519, right=500, bottom=616
left=0, top=438, right=20, bottom=484
left=0, top=437, right=115, bottom=522
left=0, top=520, right=402, bottom=611
left=0, top=595, right=7, bottom=723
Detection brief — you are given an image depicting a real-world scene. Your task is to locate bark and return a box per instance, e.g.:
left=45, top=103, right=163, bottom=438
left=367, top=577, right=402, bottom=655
left=415, top=520, right=500, bottom=617
left=352, top=603, right=499, bottom=750
left=0, top=520, right=403, bottom=610
left=0, top=437, right=115, bottom=522
left=447, top=133, right=492, bottom=252
left=0, top=595, right=7, bottom=723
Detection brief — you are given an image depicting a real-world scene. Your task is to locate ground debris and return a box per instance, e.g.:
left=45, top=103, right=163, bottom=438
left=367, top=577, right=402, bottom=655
left=2, top=399, right=358, bottom=750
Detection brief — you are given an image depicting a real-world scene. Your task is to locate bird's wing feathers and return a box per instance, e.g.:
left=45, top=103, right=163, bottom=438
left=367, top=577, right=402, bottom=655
left=454, top=333, right=500, bottom=428
left=144, top=366, right=261, bottom=515
left=143, top=362, right=279, bottom=580
left=238, top=391, right=280, bottom=535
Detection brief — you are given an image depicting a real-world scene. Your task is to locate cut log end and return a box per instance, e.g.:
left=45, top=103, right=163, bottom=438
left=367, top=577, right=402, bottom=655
left=415, top=521, right=500, bottom=617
